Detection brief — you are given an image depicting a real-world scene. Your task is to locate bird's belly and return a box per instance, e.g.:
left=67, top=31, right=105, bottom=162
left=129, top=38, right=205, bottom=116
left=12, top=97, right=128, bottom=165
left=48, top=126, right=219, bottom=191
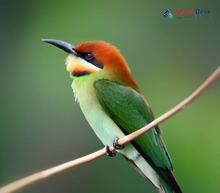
left=77, top=89, right=139, bottom=160
left=80, top=97, right=124, bottom=145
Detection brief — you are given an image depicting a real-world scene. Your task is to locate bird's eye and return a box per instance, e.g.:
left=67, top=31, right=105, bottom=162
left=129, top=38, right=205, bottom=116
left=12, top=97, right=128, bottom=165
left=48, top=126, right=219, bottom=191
left=85, top=53, right=94, bottom=61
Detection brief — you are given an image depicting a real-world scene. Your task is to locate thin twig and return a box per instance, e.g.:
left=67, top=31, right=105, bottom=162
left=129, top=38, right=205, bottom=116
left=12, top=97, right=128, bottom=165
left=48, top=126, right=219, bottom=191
left=0, top=148, right=107, bottom=193
left=0, top=67, right=219, bottom=193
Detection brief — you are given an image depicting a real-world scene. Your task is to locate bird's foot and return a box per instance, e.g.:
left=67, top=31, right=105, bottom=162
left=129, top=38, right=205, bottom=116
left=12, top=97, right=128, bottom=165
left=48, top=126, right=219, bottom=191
left=105, top=138, right=124, bottom=157
left=106, top=146, right=116, bottom=157
left=113, top=137, right=124, bottom=150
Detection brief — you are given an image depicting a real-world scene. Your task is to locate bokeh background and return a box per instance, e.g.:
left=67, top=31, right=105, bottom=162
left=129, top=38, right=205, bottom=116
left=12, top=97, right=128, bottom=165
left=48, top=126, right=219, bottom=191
left=0, top=0, right=219, bottom=193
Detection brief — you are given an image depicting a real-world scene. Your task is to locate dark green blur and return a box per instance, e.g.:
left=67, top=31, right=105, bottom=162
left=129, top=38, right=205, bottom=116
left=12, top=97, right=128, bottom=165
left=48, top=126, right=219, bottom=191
left=0, top=0, right=219, bottom=193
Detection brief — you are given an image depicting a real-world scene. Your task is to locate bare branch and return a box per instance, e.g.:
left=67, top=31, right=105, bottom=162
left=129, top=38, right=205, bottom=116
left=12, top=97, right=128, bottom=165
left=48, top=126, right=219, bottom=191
left=0, top=67, right=219, bottom=193
left=0, top=148, right=107, bottom=193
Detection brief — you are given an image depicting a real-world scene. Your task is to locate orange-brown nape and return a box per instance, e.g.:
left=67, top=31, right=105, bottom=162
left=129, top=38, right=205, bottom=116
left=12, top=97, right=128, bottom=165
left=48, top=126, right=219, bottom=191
left=75, top=41, right=138, bottom=90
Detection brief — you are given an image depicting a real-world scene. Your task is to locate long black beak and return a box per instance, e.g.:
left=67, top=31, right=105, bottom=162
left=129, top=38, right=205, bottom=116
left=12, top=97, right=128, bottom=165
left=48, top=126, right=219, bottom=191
left=42, top=38, right=78, bottom=56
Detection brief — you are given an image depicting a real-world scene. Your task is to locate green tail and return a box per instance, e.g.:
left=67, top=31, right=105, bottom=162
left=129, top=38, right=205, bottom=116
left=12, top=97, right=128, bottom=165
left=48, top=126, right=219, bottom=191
left=130, top=154, right=182, bottom=193
left=159, top=170, right=182, bottom=193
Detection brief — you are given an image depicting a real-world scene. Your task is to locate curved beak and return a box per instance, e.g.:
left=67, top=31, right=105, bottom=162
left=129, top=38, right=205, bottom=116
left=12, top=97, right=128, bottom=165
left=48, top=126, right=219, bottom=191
left=42, top=38, right=78, bottom=56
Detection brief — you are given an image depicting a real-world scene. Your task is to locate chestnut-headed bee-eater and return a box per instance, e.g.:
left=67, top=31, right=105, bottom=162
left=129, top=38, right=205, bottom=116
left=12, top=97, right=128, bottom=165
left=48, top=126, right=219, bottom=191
left=43, top=39, right=182, bottom=193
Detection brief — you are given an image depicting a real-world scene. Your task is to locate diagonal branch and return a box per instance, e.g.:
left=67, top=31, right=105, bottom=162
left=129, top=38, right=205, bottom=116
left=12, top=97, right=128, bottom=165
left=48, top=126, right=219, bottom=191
left=0, top=67, right=220, bottom=193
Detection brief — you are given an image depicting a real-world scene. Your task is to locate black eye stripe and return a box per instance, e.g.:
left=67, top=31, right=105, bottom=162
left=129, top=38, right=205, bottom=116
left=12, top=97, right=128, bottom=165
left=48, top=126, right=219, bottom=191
left=77, top=52, right=103, bottom=69
left=88, top=59, right=103, bottom=69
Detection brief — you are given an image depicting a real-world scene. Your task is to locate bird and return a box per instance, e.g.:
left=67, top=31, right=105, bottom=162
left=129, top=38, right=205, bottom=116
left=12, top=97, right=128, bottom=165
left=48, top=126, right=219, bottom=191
left=42, top=39, right=182, bottom=193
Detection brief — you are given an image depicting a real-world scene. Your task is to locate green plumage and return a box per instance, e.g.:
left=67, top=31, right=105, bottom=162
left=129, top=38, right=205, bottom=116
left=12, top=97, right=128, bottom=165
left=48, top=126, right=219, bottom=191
left=94, top=79, right=181, bottom=193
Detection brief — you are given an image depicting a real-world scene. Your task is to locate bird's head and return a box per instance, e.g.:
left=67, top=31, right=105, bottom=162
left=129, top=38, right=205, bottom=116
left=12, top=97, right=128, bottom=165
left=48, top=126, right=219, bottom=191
left=43, top=39, right=137, bottom=88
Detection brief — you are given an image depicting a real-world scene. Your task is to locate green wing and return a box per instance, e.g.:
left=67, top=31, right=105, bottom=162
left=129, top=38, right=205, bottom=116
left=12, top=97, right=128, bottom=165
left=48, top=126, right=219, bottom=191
left=94, top=79, right=173, bottom=172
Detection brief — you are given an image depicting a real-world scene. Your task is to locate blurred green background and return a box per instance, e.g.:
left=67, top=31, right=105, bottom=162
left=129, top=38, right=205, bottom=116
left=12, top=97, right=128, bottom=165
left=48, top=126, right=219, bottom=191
left=0, top=0, right=219, bottom=193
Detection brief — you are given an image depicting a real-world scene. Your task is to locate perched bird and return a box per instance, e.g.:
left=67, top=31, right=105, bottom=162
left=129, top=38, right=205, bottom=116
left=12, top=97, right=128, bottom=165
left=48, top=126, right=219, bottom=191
left=43, top=39, right=182, bottom=193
